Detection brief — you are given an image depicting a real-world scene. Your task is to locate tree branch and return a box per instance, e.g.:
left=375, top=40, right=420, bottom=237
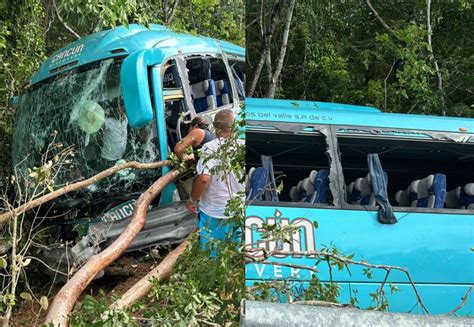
left=247, top=248, right=429, bottom=314
left=53, top=0, right=80, bottom=39
left=0, top=160, right=171, bottom=225
left=426, top=0, right=445, bottom=115
left=447, top=285, right=473, bottom=316
left=365, top=0, right=400, bottom=40
left=45, top=169, right=181, bottom=326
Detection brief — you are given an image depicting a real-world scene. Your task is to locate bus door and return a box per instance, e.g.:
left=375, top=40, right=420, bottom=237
left=173, top=54, right=243, bottom=137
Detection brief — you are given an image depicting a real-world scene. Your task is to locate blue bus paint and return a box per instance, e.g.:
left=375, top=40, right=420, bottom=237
left=245, top=98, right=474, bottom=316
left=15, top=24, right=244, bottom=252
left=247, top=98, right=474, bottom=134
left=31, top=24, right=244, bottom=85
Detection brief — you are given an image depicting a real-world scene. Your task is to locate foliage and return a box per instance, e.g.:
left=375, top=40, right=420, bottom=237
left=247, top=0, right=474, bottom=117
left=0, top=0, right=244, bottom=183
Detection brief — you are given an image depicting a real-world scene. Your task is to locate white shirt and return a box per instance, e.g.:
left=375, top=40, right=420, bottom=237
left=196, top=137, right=244, bottom=218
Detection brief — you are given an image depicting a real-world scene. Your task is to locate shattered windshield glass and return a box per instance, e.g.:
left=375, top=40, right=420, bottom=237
left=12, top=58, right=160, bottom=204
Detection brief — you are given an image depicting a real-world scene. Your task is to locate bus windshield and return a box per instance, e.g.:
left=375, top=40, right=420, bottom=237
left=12, top=58, right=160, bottom=203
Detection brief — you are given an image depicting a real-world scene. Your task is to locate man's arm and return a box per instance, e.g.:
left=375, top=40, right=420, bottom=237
left=174, top=129, right=205, bottom=159
left=186, top=173, right=211, bottom=213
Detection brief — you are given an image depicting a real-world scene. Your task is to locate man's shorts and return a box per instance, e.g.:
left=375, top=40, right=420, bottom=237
left=197, top=210, right=239, bottom=253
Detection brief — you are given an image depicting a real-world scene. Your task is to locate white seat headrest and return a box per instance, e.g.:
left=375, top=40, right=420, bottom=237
left=395, top=189, right=409, bottom=206
left=445, top=186, right=461, bottom=208
left=309, top=170, right=318, bottom=183
left=296, top=180, right=303, bottom=191
left=302, top=178, right=314, bottom=195
left=409, top=175, right=434, bottom=199
left=354, top=174, right=371, bottom=196
left=216, top=80, right=225, bottom=90
left=464, top=183, right=474, bottom=196
left=191, top=80, right=210, bottom=98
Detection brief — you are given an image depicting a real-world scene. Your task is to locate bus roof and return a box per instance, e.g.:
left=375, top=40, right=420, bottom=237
left=247, top=98, right=474, bottom=134
left=31, top=24, right=245, bottom=85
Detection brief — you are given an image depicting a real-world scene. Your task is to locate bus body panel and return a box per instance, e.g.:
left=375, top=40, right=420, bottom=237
left=247, top=98, right=474, bottom=135
left=246, top=205, right=474, bottom=284
left=31, top=24, right=245, bottom=85
left=245, top=205, right=474, bottom=314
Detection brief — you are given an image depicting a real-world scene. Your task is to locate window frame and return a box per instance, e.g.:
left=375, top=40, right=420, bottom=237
left=247, top=120, right=474, bottom=216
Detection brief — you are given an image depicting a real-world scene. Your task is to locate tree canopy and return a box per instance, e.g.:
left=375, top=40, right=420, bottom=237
left=247, top=0, right=474, bottom=118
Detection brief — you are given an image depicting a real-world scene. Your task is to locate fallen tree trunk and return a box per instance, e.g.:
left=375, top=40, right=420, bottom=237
left=0, top=160, right=170, bottom=225
left=110, top=237, right=191, bottom=310
left=45, top=169, right=181, bottom=327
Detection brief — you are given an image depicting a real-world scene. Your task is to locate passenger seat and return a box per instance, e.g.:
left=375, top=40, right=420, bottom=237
left=347, top=173, right=376, bottom=206
left=190, top=80, right=217, bottom=113
left=446, top=183, right=474, bottom=209
left=394, top=174, right=446, bottom=208
left=215, top=80, right=231, bottom=106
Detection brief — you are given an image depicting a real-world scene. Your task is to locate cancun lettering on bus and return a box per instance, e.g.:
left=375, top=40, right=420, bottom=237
left=245, top=209, right=317, bottom=259
left=51, top=44, right=84, bottom=64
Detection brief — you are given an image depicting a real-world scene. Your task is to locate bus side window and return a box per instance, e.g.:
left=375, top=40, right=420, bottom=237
left=229, top=60, right=245, bottom=101
left=185, top=56, right=236, bottom=113
left=337, top=132, right=474, bottom=211
left=246, top=130, right=334, bottom=206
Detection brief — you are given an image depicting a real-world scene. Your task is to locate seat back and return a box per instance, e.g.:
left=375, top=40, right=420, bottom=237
left=408, top=174, right=446, bottom=208
left=191, top=79, right=217, bottom=113
left=459, top=183, right=474, bottom=209
left=215, top=79, right=232, bottom=106
left=351, top=173, right=376, bottom=206
left=309, top=169, right=329, bottom=204
left=445, top=186, right=461, bottom=208
left=247, top=167, right=268, bottom=201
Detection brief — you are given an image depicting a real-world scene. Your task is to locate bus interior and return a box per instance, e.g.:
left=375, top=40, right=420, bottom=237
left=247, top=127, right=474, bottom=212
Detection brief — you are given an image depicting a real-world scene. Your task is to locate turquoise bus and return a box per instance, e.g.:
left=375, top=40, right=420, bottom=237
left=245, top=97, right=474, bottom=315
left=10, top=24, right=244, bottom=270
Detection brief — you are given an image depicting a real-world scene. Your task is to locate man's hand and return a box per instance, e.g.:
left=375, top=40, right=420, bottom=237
left=186, top=199, right=197, bottom=213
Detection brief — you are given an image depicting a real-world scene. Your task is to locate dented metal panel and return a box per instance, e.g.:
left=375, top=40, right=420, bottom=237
left=88, top=200, right=196, bottom=252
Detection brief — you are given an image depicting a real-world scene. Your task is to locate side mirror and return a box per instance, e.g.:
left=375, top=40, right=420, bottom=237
left=120, top=49, right=166, bottom=128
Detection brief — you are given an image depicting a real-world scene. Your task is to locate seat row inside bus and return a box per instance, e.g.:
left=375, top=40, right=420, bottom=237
left=339, top=134, right=474, bottom=210
left=186, top=58, right=234, bottom=112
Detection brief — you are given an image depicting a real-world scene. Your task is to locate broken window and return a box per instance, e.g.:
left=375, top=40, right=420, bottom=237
left=228, top=59, right=245, bottom=101
left=337, top=130, right=474, bottom=210
left=186, top=56, right=234, bottom=113
left=12, top=58, right=160, bottom=205
left=246, top=129, right=334, bottom=206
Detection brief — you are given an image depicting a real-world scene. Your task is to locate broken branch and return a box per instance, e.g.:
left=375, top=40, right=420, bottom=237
left=0, top=160, right=170, bottom=225
left=110, top=237, right=191, bottom=310
left=44, top=168, right=181, bottom=327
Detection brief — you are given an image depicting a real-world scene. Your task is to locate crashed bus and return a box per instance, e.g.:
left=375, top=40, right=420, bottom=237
left=10, top=24, right=244, bottom=273
left=245, top=97, right=474, bottom=316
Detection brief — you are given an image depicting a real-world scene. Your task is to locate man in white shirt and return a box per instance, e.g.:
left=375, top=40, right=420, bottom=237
left=186, top=109, right=244, bottom=250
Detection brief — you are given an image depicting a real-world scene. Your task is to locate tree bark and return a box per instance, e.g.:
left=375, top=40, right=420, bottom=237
left=247, top=1, right=282, bottom=97
left=0, top=160, right=170, bottom=225
left=110, top=237, right=191, bottom=310
left=266, top=0, right=296, bottom=98
left=44, top=169, right=181, bottom=327
left=426, top=0, right=445, bottom=115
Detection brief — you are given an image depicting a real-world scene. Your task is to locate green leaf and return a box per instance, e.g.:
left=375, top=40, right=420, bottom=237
left=20, top=292, right=32, bottom=301
left=313, top=221, right=318, bottom=229
left=40, top=296, right=49, bottom=310
left=0, top=258, right=7, bottom=269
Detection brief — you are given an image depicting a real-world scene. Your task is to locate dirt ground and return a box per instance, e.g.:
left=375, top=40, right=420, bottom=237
left=11, top=253, right=158, bottom=326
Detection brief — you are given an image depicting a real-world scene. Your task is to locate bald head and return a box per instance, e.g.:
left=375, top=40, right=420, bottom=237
left=213, top=109, right=235, bottom=134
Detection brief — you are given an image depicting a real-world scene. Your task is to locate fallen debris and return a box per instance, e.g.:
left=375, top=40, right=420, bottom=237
left=45, top=169, right=181, bottom=327
left=110, top=237, right=191, bottom=310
